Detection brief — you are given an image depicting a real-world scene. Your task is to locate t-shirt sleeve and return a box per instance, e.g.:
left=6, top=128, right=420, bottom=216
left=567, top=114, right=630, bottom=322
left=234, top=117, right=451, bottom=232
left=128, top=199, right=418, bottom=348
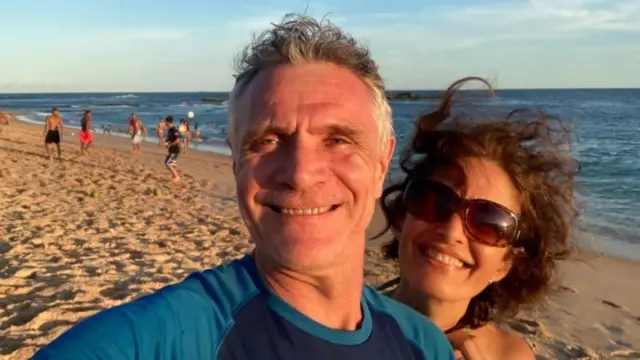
left=32, top=278, right=222, bottom=360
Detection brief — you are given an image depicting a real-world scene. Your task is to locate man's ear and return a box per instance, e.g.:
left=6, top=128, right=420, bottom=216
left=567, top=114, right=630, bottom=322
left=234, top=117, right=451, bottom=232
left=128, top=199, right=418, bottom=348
left=226, top=137, right=237, bottom=175
left=374, top=136, right=396, bottom=198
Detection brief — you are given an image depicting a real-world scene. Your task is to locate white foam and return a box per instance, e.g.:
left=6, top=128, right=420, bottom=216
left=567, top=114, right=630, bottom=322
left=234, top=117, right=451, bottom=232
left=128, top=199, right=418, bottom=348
left=16, top=115, right=42, bottom=125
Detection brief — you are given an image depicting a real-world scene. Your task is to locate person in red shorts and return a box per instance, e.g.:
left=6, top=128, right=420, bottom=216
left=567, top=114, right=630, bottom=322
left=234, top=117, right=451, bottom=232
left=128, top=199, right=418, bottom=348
left=79, top=110, right=93, bottom=156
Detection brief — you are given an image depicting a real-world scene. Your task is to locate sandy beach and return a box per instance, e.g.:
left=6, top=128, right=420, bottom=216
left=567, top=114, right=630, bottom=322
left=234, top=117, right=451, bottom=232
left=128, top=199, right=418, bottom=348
left=1, top=121, right=639, bottom=360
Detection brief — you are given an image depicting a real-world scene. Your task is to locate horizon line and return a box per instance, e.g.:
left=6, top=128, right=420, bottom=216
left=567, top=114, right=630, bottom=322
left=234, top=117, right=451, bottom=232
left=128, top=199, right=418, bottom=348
left=1, top=86, right=640, bottom=95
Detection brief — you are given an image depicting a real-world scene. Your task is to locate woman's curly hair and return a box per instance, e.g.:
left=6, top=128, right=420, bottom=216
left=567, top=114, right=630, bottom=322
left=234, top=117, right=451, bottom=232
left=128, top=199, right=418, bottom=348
left=380, top=77, right=580, bottom=329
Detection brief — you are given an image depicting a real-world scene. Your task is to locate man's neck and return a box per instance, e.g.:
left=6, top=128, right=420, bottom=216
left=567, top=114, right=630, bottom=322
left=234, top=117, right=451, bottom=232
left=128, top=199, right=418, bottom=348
left=392, top=279, right=469, bottom=331
left=254, top=250, right=365, bottom=331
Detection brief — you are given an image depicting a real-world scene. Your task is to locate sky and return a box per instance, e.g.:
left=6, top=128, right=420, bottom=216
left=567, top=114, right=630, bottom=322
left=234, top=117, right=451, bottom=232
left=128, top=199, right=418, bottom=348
left=0, top=0, right=639, bottom=92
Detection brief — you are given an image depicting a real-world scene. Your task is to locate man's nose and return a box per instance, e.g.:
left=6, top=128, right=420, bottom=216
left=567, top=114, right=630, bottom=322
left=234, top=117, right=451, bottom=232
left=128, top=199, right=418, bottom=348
left=275, top=142, right=325, bottom=190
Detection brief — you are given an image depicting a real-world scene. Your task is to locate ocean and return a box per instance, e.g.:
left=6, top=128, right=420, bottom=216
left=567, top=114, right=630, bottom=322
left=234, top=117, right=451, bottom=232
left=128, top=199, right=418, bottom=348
left=1, top=89, right=639, bottom=260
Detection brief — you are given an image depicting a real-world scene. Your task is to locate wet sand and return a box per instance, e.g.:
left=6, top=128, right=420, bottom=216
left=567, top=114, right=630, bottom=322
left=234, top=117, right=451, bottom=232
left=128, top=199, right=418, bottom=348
left=1, top=121, right=639, bottom=359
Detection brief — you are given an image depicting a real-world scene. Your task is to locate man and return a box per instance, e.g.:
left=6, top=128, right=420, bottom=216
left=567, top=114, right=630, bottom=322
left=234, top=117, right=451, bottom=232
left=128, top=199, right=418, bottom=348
left=43, top=107, right=63, bottom=160
left=33, top=14, right=454, bottom=360
left=79, top=109, right=93, bottom=156
left=164, top=116, right=180, bottom=182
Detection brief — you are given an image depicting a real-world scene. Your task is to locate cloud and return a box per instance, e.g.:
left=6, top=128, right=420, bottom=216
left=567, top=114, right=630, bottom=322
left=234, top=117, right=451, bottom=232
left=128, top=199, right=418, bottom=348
left=86, top=28, right=194, bottom=42
left=344, top=0, right=640, bottom=47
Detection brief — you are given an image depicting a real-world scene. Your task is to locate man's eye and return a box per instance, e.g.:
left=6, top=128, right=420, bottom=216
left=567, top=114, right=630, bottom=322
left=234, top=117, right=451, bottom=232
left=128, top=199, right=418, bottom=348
left=326, top=137, right=349, bottom=146
left=249, top=137, right=279, bottom=152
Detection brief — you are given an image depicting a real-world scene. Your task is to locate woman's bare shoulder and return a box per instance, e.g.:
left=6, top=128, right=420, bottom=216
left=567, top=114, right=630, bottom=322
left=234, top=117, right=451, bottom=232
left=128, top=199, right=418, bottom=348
left=493, top=325, right=535, bottom=360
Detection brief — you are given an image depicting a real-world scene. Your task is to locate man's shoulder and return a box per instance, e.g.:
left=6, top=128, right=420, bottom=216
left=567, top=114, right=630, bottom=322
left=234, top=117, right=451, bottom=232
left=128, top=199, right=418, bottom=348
left=162, top=255, right=259, bottom=311
left=33, top=255, right=260, bottom=360
left=363, top=286, right=454, bottom=360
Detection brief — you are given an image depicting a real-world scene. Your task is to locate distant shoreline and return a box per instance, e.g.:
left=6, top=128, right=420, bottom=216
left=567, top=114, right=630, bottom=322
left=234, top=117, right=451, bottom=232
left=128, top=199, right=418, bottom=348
left=2, top=87, right=640, bottom=95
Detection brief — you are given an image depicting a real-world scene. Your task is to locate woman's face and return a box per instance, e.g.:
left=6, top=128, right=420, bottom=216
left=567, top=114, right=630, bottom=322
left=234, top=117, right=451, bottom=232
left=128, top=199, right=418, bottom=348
left=398, top=157, right=521, bottom=302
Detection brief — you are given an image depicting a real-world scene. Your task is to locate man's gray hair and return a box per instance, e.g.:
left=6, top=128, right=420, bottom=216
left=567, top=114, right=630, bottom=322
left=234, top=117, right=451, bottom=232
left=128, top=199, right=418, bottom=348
left=227, top=13, right=393, bottom=149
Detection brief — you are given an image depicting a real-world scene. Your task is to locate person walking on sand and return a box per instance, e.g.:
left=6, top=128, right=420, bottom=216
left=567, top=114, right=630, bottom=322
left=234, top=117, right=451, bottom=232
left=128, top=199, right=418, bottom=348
left=33, top=14, right=454, bottom=360
left=156, top=116, right=166, bottom=147
left=0, top=108, right=11, bottom=125
left=178, top=119, right=189, bottom=153
left=0, top=109, right=12, bottom=136
left=194, top=122, right=201, bottom=140
left=79, top=110, right=93, bottom=156
left=43, top=108, right=63, bottom=160
left=130, top=115, right=146, bottom=154
left=163, top=116, right=181, bottom=182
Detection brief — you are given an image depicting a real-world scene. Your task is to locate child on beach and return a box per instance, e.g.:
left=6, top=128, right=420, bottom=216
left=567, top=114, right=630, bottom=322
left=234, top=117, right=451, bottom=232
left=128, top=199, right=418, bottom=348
left=164, top=116, right=181, bottom=182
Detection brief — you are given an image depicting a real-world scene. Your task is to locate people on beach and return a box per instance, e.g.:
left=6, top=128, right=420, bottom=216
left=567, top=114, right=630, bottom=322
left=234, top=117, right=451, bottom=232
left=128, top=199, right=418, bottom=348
left=101, top=124, right=112, bottom=135
left=79, top=110, right=93, bottom=156
left=194, top=122, right=200, bottom=140
left=129, top=114, right=146, bottom=154
left=178, top=119, right=190, bottom=152
left=33, top=14, right=454, bottom=360
left=156, top=117, right=166, bottom=147
left=0, top=109, right=12, bottom=125
left=0, top=109, right=12, bottom=136
left=184, top=119, right=191, bottom=148
left=376, top=78, right=580, bottom=359
left=43, top=107, right=63, bottom=160
left=163, top=116, right=180, bottom=182
left=127, top=113, right=136, bottom=128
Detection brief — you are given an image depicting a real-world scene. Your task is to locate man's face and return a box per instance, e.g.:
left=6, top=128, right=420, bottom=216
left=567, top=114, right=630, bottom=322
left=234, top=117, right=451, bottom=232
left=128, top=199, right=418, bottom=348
left=53, top=110, right=60, bottom=117
left=229, top=63, right=394, bottom=274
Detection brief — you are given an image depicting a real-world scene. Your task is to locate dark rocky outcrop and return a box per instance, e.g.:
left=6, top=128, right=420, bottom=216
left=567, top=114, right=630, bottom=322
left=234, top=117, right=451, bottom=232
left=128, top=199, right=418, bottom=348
left=385, top=92, right=431, bottom=101
left=201, top=97, right=227, bottom=104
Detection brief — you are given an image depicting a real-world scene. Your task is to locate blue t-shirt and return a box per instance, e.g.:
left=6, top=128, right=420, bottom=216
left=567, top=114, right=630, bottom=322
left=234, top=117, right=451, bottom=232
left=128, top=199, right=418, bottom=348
left=33, top=255, right=454, bottom=360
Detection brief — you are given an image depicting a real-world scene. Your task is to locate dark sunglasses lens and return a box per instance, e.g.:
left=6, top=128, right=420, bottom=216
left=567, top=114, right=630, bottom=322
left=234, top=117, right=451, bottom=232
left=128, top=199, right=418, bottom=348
left=404, top=181, right=457, bottom=222
left=466, top=202, right=516, bottom=246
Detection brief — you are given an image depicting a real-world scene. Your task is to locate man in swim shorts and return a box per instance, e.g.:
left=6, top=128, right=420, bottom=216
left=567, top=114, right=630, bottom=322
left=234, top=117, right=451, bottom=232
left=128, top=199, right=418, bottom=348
left=164, top=116, right=180, bottom=182
left=43, top=107, right=63, bottom=160
left=33, top=14, right=454, bottom=360
left=79, top=110, right=93, bottom=156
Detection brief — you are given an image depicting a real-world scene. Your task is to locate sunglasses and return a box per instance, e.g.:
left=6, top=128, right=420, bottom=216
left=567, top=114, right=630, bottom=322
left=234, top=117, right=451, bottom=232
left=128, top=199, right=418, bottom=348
left=402, top=179, right=520, bottom=247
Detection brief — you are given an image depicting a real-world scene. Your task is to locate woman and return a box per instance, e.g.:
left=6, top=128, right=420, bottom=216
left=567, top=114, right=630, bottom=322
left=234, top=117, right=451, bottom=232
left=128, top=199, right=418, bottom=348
left=79, top=110, right=93, bottom=156
left=378, top=78, right=579, bottom=359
